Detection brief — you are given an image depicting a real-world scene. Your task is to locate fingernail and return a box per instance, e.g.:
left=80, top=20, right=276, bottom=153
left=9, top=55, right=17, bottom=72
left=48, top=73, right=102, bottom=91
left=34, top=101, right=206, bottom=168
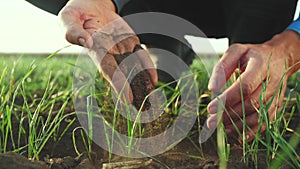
left=78, top=38, right=86, bottom=47
left=208, top=67, right=218, bottom=90
left=208, top=79, right=215, bottom=91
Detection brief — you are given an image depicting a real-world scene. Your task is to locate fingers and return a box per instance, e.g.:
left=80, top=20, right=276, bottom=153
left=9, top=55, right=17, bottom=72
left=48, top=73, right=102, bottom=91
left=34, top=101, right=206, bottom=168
left=240, top=124, right=266, bottom=143
left=109, top=35, right=139, bottom=55
left=206, top=44, right=251, bottom=129
left=224, top=85, right=284, bottom=142
left=59, top=8, right=93, bottom=48
left=222, top=85, right=263, bottom=125
left=97, top=33, right=157, bottom=85
left=222, top=71, right=288, bottom=126
left=207, top=48, right=267, bottom=117
left=206, top=42, right=291, bottom=143
left=206, top=113, right=219, bottom=129
left=225, top=111, right=260, bottom=136
left=91, top=34, right=156, bottom=106
left=100, top=53, right=133, bottom=103
left=208, top=44, right=249, bottom=91
left=224, top=106, right=273, bottom=143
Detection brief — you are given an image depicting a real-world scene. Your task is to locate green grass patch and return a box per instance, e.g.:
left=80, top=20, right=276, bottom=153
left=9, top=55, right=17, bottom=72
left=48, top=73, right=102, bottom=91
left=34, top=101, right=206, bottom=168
left=0, top=52, right=299, bottom=169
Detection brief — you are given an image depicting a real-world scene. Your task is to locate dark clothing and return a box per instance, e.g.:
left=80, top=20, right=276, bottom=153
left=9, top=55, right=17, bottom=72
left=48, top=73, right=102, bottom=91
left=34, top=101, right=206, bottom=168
left=117, top=0, right=297, bottom=83
left=26, top=0, right=298, bottom=82
left=26, top=0, right=68, bottom=15
left=26, top=0, right=298, bottom=44
left=120, top=0, right=297, bottom=44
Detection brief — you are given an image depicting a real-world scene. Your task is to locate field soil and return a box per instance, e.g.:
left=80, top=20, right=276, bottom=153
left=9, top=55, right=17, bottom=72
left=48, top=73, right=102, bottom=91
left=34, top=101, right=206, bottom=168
left=1, top=101, right=299, bottom=169
left=0, top=53, right=299, bottom=169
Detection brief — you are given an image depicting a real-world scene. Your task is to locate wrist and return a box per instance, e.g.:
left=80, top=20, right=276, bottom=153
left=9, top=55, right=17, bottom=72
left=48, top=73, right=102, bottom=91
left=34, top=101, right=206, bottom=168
left=286, top=16, right=300, bottom=35
left=67, top=0, right=116, bottom=12
left=102, top=0, right=117, bottom=12
left=111, top=0, right=131, bottom=13
left=265, top=30, right=300, bottom=74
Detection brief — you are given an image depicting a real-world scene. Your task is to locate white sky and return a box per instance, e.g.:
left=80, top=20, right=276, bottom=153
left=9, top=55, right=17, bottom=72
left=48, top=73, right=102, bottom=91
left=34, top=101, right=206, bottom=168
left=0, top=0, right=299, bottom=54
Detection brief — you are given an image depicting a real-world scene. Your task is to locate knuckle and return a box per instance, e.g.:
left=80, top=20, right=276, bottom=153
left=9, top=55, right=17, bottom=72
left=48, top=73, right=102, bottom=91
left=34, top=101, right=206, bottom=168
left=228, top=43, right=246, bottom=52
left=65, top=34, right=73, bottom=44
left=66, top=26, right=76, bottom=35
left=241, top=81, right=253, bottom=96
left=214, top=61, right=226, bottom=73
left=230, top=43, right=242, bottom=49
left=130, top=35, right=140, bottom=43
left=59, top=7, right=76, bottom=17
left=65, top=29, right=78, bottom=43
left=127, top=37, right=140, bottom=48
left=247, top=48, right=260, bottom=57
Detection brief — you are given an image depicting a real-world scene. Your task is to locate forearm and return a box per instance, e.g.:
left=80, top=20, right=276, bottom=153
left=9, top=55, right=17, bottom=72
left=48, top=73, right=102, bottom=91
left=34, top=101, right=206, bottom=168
left=285, top=30, right=300, bottom=74
left=284, top=14, right=300, bottom=73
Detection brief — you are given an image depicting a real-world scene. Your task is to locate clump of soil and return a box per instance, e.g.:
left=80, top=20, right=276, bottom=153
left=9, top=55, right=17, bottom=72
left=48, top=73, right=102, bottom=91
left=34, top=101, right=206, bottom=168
left=0, top=152, right=47, bottom=169
left=113, top=44, right=155, bottom=111
left=0, top=151, right=99, bottom=169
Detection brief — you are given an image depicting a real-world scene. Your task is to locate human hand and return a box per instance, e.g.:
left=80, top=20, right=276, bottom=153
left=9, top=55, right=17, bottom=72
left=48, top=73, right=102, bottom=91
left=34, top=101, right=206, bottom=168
left=206, top=31, right=300, bottom=142
left=59, top=0, right=157, bottom=104
left=59, top=0, right=117, bottom=48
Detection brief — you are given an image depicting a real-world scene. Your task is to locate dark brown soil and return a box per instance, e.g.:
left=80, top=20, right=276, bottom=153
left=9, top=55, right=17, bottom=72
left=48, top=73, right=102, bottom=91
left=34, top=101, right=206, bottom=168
left=1, top=80, right=299, bottom=169
left=1, top=50, right=299, bottom=168
left=113, top=45, right=155, bottom=111
left=1, top=109, right=299, bottom=169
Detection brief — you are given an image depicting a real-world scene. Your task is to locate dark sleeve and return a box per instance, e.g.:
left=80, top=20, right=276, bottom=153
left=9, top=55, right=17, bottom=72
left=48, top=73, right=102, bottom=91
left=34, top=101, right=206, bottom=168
left=112, top=0, right=131, bottom=13
left=25, top=0, right=68, bottom=15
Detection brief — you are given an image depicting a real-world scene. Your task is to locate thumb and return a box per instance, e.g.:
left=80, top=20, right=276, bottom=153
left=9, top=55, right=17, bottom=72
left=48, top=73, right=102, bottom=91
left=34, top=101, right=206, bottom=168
left=59, top=9, right=93, bottom=48
left=66, top=25, right=93, bottom=48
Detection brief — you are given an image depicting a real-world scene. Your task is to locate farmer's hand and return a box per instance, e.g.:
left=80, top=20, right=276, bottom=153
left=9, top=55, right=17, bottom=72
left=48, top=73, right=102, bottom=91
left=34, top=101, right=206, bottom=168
left=207, top=30, right=300, bottom=142
left=59, top=0, right=157, bottom=103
